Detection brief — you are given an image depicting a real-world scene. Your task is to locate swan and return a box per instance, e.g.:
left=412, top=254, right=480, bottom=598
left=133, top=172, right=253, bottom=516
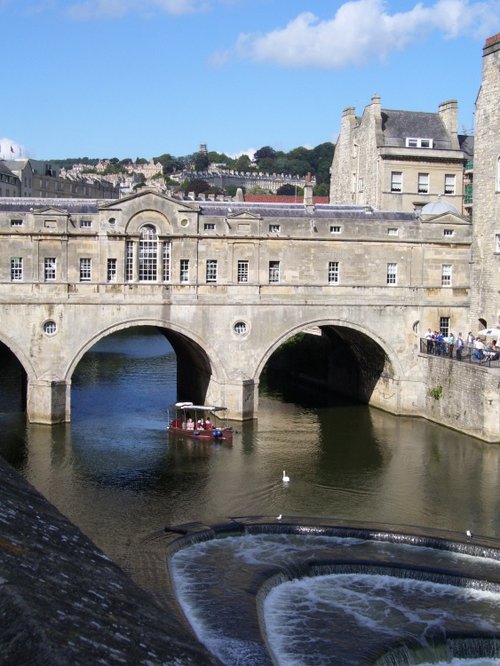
left=282, top=470, right=290, bottom=483
left=276, top=514, right=282, bottom=521
left=466, top=529, right=472, bottom=539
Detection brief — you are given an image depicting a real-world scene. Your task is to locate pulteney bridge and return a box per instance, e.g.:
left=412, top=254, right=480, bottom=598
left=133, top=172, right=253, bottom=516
left=0, top=190, right=475, bottom=431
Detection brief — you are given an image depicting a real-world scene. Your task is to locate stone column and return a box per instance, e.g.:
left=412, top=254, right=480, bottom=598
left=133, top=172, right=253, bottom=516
left=206, top=377, right=257, bottom=421
left=27, top=379, right=70, bottom=424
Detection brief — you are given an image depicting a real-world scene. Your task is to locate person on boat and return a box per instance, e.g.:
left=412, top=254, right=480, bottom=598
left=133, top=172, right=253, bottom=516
left=197, top=419, right=204, bottom=429
left=186, top=417, right=195, bottom=430
left=205, top=418, right=212, bottom=429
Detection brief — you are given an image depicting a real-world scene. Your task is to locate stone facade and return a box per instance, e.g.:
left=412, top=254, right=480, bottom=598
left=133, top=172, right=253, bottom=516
left=470, top=33, right=500, bottom=329
left=330, top=95, right=471, bottom=214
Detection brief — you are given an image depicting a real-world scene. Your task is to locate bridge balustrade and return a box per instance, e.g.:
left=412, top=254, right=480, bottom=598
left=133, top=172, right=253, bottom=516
left=419, top=338, right=500, bottom=368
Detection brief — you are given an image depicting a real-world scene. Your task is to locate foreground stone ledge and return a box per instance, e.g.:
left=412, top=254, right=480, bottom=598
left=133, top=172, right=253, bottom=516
left=0, top=455, right=218, bottom=665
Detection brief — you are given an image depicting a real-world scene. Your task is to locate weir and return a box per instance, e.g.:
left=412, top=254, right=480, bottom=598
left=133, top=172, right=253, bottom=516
left=165, top=519, right=500, bottom=666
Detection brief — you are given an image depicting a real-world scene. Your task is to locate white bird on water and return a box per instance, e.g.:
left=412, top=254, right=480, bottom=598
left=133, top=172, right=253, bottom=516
left=276, top=514, right=282, bottom=521
left=466, top=529, right=473, bottom=539
left=282, top=470, right=290, bottom=483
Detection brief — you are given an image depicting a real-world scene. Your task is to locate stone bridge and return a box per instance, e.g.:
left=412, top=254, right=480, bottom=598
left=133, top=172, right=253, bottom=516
left=0, top=189, right=474, bottom=427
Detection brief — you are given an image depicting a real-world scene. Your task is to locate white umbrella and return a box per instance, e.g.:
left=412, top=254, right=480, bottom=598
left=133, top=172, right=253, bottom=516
left=476, top=328, right=500, bottom=337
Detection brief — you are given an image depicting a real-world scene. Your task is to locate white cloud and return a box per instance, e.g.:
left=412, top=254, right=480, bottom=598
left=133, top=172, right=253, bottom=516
left=65, top=0, right=210, bottom=19
left=232, top=0, right=500, bottom=69
left=0, top=139, right=29, bottom=160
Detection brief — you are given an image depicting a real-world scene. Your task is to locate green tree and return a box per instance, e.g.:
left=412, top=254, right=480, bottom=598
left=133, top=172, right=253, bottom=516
left=254, top=146, right=276, bottom=164
left=194, top=152, right=210, bottom=172
left=181, top=178, right=210, bottom=196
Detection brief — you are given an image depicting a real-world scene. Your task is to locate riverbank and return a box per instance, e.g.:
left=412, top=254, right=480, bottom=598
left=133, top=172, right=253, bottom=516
left=0, top=455, right=217, bottom=665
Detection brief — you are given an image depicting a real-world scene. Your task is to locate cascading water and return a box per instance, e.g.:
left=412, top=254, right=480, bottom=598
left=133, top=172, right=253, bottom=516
left=168, top=521, right=500, bottom=666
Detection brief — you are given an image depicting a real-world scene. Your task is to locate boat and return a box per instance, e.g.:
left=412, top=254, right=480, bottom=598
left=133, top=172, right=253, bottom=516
left=168, top=402, right=234, bottom=441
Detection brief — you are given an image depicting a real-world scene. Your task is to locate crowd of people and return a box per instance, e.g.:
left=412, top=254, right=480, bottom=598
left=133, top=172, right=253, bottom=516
left=424, top=329, right=500, bottom=363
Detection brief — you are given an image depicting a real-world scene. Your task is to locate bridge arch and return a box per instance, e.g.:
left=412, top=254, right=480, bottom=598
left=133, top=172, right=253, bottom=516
left=66, top=318, right=230, bottom=408
left=255, top=318, right=404, bottom=405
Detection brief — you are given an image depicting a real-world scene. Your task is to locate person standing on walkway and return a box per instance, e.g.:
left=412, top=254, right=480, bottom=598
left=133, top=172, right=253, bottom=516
left=456, top=333, right=464, bottom=360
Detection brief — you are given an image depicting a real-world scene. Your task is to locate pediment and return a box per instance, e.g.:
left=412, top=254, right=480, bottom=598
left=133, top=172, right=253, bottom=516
left=421, top=211, right=470, bottom=225
left=227, top=209, right=262, bottom=221
left=32, top=206, right=69, bottom=216
left=99, top=189, right=199, bottom=214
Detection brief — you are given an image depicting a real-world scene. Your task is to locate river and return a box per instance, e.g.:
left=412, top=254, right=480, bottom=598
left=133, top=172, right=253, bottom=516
left=1, top=327, right=500, bottom=664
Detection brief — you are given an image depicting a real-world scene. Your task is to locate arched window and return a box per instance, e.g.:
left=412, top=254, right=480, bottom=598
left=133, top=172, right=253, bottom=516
left=139, top=224, right=158, bottom=281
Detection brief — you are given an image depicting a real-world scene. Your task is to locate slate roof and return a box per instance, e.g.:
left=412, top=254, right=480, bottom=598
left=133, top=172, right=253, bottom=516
left=380, top=109, right=454, bottom=150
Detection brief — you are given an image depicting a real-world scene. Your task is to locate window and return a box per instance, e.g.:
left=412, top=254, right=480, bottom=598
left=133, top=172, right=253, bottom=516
left=44, top=257, right=56, bottom=281
left=440, top=317, right=450, bottom=337
left=496, top=234, right=500, bottom=253
left=269, top=224, right=280, bottom=233
left=444, top=174, right=456, bottom=195
left=204, top=223, right=215, bottom=230
left=330, top=225, right=342, bottom=234
left=405, top=137, right=433, bottom=148
left=125, top=241, right=134, bottom=281
left=180, top=259, right=189, bottom=283
left=79, top=258, right=92, bottom=282
left=10, top=257, right=23, bottom=281
left=206, top=259, right=217, bottom=283
left=388, top=228, right=399, bottom=236
left=358, top=177, right=364, bottom=192
left=107, top=258, right=117, bottom=282
left=10, top=219, right=23, bottom=227
left=387, top=263, right=397, bottom=285
left=138, top=224, right=157, bottom=281
left=80, top=219, right=92, bottom=228
left=328, top=261, right=339, bottom=284
left=441, top=264, right=452, bottom=286
left=43, top=320, right=57, bottom=336
left=162, top=241, right=171, bottom=282
left=269, top=261, right=280, bottom=283
left=237, top=260, right=249, bottom=283
left=418, top=173, right=429, bottom=194
left=391, top=172, right=402, bottom=193
left=443, top=229, right=454, bottom=237
left=233, top=321, right=248, bottom=336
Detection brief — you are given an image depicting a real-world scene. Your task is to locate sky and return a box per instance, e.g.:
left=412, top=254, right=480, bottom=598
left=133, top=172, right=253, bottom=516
left=1, top=0, right=499, bottom=161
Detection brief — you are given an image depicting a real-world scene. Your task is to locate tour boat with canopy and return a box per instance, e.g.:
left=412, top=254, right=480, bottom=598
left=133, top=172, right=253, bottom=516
left=168, top=402, right=234, bottom=441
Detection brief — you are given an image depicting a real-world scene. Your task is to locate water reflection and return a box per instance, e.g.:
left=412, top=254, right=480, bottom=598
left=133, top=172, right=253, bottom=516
left=0, top=327, right=499, bottom=578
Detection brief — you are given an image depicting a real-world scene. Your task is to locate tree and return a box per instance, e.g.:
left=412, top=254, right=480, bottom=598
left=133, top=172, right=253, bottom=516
left=277, top=184, right=298, bottom=196
left=194, top=152, right=209, bottom=172
left=234, top=154, right=252, bottom=172
left=254, top=146, right=276, bottom=164
left=181, top=178, right=210, bottom=196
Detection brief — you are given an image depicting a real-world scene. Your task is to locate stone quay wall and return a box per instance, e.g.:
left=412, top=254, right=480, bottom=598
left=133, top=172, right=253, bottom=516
left=0, top=455, right=218, bottom=665
left=423, top=354, right=500, bottom=441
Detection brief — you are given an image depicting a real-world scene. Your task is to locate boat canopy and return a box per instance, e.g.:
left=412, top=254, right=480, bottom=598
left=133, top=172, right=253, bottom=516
left=174, top=402, right=227, bottom=412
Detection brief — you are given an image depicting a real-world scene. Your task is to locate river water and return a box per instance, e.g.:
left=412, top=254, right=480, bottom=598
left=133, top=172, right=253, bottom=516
left=1, top=327, right=500, bottom=664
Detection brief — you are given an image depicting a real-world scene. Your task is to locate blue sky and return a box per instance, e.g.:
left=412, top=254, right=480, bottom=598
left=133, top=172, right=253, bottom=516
left=1, top=0, right=499, bottom=161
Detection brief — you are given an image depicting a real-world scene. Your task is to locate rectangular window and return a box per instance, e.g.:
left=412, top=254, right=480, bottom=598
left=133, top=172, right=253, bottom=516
left=328, top=261, right=339, bottom=284
left=269, top=224, right=280, bottom=233
left=388, top=228, right=399, bottom=236
left=79, top=258, right=92, bottom=282
left=10, top=257, right=23, bottom=281
left=405, top=137, right=433, bottom=148
left=387, top=262, right=397, bottom=285
left=441, top=264, right=452, bottom=286
left=125, top=241, right=134, bottom=281
left=80, top=219, right=92, bottom=228
left=10, top=219, right=23, bottom=227
left=107, top=258, right=117, bottom=282
left=204, top=223, right=215, bottom=230
left=418, top=173, right=429, bottom=194
left=206, top=259, right=217, bottom=283
left=443, top=229, right=454, bottom=237
left=444, top=174, right=456, bottom=195
left=162, top=241, right=171, bottom=282
left=330, top=225, right=342, bottom=234
left=44, top=257, right=56, bottom=281
left=237, top=260, right=249, bottom=283
left=269, top=260, right=280, bottom=284
left=180, top=259, right=189, bottom=283
left=440, top=316, right=450, bottom=337
left=391, top=172, right=402, bottom=193
left=496, top=234, right=500, bottom=253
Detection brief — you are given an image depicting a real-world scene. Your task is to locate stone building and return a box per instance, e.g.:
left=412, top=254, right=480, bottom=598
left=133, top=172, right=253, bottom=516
left=470, top=33, right=500, bottom=329
left=329, top=96, right=472, bottom=214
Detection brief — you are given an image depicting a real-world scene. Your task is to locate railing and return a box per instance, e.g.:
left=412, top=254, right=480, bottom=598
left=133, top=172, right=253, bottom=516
left=419, top=338, right=500, bottom=368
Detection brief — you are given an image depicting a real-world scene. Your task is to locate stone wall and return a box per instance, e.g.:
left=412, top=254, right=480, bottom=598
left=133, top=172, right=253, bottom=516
left=423, top=355, right=500, bottom=442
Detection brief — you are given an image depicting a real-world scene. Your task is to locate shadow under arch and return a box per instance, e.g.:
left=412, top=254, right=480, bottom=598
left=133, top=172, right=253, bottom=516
left=65, top=319, right=228, bottom=407
left=256, top=319, right=402, bottom=405
left=0, top=333, right=37, bottom=415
